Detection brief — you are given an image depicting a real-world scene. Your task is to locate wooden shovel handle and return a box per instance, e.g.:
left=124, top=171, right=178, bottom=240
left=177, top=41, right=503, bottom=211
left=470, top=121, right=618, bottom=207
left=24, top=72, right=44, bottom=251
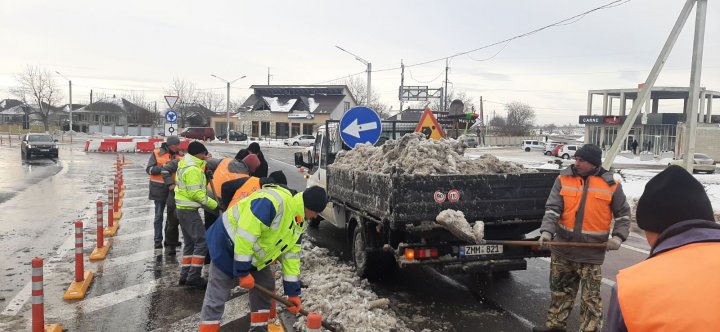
left=483, top=240, right=608, bottom=249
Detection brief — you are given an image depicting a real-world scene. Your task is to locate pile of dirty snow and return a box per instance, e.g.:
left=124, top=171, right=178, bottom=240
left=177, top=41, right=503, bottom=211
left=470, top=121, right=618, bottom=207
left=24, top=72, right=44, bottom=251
left=436, top=209, right=484, bottom=244
left=289, top=239, right=411, bottom=332
left=333, top=133, right=531, bottom=175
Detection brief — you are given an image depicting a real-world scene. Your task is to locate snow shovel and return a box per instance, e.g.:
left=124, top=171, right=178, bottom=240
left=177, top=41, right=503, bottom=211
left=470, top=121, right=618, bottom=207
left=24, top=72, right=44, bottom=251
left=254, top=284, right=343, bottom=332
left=482, top=240, right=608, bottom=249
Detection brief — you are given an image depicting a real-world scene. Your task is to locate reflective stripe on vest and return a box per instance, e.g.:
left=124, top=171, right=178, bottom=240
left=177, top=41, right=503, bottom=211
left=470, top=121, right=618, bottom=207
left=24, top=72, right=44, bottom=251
left=208, top=158, right=248, bottom=198
left=617, top=242, right=720, bottom=331
left=149, top=149, right=173, bottom=183
left=558, top=175, right=616, bottom=236
left=222, top=203, right=267, bottom=262
left=228, top=177, right=261, bottom=208
left=256, top=189, right=285, bottom=230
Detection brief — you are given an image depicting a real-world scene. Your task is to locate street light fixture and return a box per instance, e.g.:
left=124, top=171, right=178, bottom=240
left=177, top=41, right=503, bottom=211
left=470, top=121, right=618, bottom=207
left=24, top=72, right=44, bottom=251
left=336, top=45, right=371, bottom=107
left=211, top=74, right=246, bottom=143
left=55, top=71, right=72, bottom=133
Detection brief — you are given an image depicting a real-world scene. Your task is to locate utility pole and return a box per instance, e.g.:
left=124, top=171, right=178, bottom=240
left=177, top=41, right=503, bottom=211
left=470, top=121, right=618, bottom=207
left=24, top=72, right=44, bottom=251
left=681, top=0, right=707, bottom=172
left=56, top=71, right=72, bottom=133
left=399, top=60, right=404, bottom=112
left=267, top=68, right=271, bottom=85
left=335, top=45, right=371, bottom=106
left=479, top=96, right=485, bottom=145
left=211, top=74, right=246, bottom=144
left=443, top=58, right=449, bottom=112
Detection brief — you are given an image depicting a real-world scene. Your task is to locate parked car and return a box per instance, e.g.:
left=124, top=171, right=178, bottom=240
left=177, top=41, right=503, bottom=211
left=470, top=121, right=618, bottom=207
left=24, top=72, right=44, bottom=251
left=552, top=144, right=565, bottom=157
left=179, top=127, right=216, bottom=141
left=669, top=153, right=716, bottom=174
left=559, top=144, right=580, bottom=159
left=459, top=134, right=479, bottom=148
left=217, top=130, right=248, bottom=141
left=544, top=142, right=561, bottom=156
left=522, top=140, right=545, bottom=152
left=21, top=133, right=58, bottom=159
left=284, top=135, right=315, bottom=146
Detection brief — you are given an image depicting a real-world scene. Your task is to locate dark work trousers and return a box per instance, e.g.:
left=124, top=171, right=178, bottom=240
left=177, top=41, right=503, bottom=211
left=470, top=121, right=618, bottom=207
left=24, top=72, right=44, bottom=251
left=204, top=209, right=221, bottom=264
left=152, top=200, right=166, bottom=243
left=177, top=209, right=207, bottom=282
left=164, top=190, right=180, bottom=247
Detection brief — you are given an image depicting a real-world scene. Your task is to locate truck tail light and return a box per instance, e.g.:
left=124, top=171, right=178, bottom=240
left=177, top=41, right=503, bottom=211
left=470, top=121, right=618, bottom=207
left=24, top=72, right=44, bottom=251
left=404, top=249, right=415, bottom=261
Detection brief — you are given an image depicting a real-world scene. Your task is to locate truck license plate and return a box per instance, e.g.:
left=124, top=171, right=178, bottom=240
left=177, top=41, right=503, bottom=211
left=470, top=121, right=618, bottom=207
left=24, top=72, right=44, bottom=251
left=463, top=245, right=503, bottom=256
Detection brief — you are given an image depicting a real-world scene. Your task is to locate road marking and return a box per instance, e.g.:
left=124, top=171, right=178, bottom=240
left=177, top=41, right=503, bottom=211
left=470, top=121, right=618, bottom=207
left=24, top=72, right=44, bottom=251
left=1, top=232, right=75, bottom=316
left=93, top=249, right=157, bottom=269
left=621, top=243, right=650, bottom=255
left=269, top=158, right=296, bottom=168
left=46, top=278, right=160, bottom=319
left=114, top=229, right=154, bottom=241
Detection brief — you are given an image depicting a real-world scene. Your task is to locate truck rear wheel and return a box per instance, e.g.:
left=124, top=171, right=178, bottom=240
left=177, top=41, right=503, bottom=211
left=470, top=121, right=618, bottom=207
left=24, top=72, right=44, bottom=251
left=352, top=225, right=381, bottom=279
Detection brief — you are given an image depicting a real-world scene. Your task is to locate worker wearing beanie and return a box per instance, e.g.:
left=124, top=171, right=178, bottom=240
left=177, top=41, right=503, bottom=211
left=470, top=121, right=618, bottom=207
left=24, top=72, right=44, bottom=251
left=173, top=141, right=218, bottom=289
left=199, top=185, right=328, bottom=332
left=146, top=136, right=183, bottom=253
left=220, top=170, right=288, bottom=210
left=606, top=165, right=720, bottom=331
left=534, top=144, right=631, bottom=332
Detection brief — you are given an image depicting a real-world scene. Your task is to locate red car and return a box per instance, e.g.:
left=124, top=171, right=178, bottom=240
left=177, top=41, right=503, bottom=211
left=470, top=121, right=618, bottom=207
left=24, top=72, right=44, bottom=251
left=552, top=144, right=565, bottom=157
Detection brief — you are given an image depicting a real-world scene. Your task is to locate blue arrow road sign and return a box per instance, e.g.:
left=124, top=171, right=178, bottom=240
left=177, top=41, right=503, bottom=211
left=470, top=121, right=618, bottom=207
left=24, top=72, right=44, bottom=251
left=165, top=110, right=177, bottom=123
left=340, top=106, right=382, bottom=148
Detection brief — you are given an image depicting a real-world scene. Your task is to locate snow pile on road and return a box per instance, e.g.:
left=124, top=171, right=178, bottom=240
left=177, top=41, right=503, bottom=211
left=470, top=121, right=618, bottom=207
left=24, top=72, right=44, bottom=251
left=436, top=209, right=484, bottom=244
left=333, top=133, right=531, bottom=175
left=294, top=239, right=410, bottom=332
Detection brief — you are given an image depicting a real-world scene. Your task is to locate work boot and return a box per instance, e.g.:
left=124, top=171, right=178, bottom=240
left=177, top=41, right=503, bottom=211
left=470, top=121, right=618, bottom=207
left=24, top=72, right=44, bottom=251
left=178, top=275, right=187, bottom=286
left=154, top=241, right=163, bottom=249
left=186, top=278, right=208, bottom=290
left=532, top=326, right=566, bottom=332
left=165, top=245, right=176, bottom=256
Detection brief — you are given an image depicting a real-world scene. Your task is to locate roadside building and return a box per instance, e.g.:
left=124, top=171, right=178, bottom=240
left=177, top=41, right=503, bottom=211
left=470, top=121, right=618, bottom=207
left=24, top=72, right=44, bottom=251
left=210, top=85, right=357, bottom=139
left=72, top=97, right=154, bottom=135
left=583, top=86, right=720, bottom=158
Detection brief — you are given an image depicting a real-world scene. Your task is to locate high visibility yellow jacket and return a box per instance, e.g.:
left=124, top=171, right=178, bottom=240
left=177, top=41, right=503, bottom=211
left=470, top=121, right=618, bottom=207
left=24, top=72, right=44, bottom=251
left=206, top=184, right=305, bottom=296
left=174, top=154, right=218, bottom=211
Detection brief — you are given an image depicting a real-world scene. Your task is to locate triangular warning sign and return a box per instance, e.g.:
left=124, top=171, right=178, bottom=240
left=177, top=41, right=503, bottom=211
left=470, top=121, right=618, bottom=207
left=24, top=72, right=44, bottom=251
left=164, top=96, right=179, bottom=109
left=415, top=107, right=445, bottom=140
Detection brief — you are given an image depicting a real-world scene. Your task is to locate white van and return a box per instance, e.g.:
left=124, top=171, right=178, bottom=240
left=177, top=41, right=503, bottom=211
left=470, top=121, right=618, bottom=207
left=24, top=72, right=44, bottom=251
left=522, top=140, right=545, bottom=152
left=559, top=144, right=580, bottom=159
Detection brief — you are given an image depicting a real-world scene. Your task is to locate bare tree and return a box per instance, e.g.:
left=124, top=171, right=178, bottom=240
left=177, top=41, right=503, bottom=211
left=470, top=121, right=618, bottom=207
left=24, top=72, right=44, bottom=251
left=504, top=102, right=536, bottom=136
left=165, top=78, right=199, bottom=128
left=542, top=123, right=558, bottom=135
left=342, top=76, right=391, bottom=119
left=10, top=65, right=63, bottom=131
left=201, top=90, right=226, bottom=113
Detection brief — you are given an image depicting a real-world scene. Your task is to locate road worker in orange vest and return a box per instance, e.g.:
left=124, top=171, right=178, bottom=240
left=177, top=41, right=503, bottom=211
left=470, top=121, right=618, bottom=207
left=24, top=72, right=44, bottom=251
left=220, top=170, right=287, bottom=209
left=606, top=165, right=720, bottom=331
left=534, top=144, right=631, bottom=332
left=146, top=135, right=183, bottom=253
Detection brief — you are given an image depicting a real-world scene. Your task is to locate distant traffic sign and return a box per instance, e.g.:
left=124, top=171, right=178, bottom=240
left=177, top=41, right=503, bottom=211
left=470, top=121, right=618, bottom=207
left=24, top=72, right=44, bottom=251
left=165, top=123, right=178, bottom=136
left=340, top=106, right=382, bottom=148
left=415, top=107, right=445, bottom=140
left=165, top=110, right=178, bottom=123
left=164, top=96, right=179, bottom=109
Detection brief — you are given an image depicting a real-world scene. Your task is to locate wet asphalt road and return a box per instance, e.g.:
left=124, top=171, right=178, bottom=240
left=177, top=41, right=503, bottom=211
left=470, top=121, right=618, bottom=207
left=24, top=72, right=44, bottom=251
left=0, top=141, right=652, bottom=331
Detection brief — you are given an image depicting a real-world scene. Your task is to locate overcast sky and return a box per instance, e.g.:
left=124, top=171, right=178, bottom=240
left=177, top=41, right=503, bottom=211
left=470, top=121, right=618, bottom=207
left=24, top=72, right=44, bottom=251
left=1, top=0, right=718, bottom=125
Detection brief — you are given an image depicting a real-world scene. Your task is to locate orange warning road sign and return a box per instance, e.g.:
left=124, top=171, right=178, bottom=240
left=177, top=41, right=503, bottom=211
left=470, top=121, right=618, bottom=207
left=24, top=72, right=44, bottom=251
left=414, top=108, right=445, bottom=140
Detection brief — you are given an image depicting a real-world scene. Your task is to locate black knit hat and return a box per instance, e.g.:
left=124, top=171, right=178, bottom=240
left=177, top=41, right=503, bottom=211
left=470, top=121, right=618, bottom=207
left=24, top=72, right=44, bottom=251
left=575, top=144, right=602, bottom=166
left=187, top=141, right=208, bottom=156
left=303, top=186, right=328, bottom=213
left=248, top=142, right=261, bottom=154
left=268, top=170, right=287, bottom=185
left=636, top=165, right=715, bottom=233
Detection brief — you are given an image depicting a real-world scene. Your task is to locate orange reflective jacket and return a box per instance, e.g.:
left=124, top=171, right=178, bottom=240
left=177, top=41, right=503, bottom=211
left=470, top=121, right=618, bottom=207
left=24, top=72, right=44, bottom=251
left=617, top=242, right=720, bottom=331
left=149, top=148, right=177, bottom=183
left=558, top=175, right=617, bottom=235
left=208, top=158, right=248, bottom=198
left=228, top=177, right=261, bottom=207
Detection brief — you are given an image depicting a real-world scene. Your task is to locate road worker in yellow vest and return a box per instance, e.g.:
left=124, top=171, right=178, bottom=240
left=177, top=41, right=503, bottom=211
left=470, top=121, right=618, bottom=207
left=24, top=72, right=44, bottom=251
left=146, top=135, right=182, bottom=253
left=219, top=170, right=287, bottom=210
left=199, top=185, right=328, bottom=332
left=174, top=141, right=218, bottom=289
left=606, top=165, right=720, bottom=331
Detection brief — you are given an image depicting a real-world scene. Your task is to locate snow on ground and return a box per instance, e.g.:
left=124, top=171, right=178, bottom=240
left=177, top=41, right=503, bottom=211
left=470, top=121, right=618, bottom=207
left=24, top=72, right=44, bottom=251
left=293, top=239, right=410, bottom=332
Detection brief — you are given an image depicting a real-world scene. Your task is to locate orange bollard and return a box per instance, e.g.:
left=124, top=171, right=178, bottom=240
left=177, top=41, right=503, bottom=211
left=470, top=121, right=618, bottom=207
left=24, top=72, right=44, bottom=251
left=31, top=258, right=63, bottom=332
left=306, top=312, right=322, bottom=332
left=104, top=189, right=119, bottom=236
left=63, top=221, right=94, bottom=299
left=90, top=201, right=111, bottom=260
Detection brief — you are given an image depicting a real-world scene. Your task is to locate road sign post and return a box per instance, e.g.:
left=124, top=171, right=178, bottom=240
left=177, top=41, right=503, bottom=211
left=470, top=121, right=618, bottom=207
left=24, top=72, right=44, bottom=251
left=339, top=107, right=382, bottom=149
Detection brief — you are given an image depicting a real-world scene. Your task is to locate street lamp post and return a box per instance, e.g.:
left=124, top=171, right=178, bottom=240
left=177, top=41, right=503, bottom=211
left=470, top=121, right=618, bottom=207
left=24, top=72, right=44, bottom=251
left=55, top=71, right=72, bottom=133
left=211, top=74, right=246, bottom=143
left=336, top=45, right=371, bottom=106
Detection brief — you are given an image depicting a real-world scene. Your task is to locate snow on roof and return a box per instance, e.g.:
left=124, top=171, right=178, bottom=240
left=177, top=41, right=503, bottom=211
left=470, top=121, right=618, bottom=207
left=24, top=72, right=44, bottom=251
left=308, top=97, right=319, bottom=113
left=262, top=96, right=297, bottom=113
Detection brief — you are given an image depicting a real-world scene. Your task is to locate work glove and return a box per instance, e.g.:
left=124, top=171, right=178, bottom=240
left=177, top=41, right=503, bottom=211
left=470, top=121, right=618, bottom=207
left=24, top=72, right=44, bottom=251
left=538, top=231, right=553, bottom=250
left=205, top=169, right=214, bottom=180
left=239, top=274, right=255, bottom=289
left=287, top=296, right=302, bottom=315
left=606, top=236, right=623, bottom=251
